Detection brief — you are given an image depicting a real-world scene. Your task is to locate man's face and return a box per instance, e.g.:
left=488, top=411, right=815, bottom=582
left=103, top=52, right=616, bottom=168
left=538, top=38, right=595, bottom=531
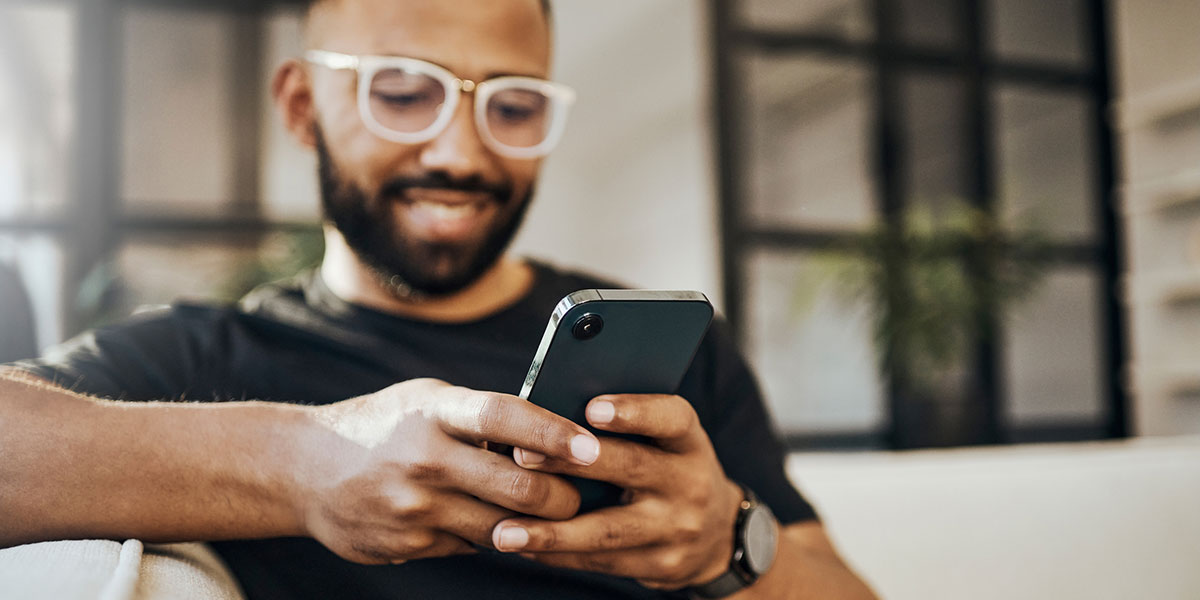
left=307, top=0, right=551, bottom=296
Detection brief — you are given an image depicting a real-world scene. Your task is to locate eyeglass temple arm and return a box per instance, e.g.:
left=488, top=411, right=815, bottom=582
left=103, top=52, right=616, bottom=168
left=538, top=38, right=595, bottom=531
left=305, top=49, right=359, bottom=70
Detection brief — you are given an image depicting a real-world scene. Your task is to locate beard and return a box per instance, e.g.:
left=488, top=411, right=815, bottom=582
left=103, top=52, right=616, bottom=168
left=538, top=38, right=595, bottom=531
left=314, top=128, right=533, bottom=299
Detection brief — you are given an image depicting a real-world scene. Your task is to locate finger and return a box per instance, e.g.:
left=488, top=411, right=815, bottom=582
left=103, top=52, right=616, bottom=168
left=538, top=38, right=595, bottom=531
left=388, top=531, right=475, bottom=562
left=519, top=546, right=696, bottom=587
left=423, top=492, right=517, bottom=548
left=441, top=443, right=581, bottom=520
left=346, top=528, right=473, bottom=565
left=514, top=436, right=673, bottom=491
left=491, top=502, right=668, bottom=553
left=433, top=387, right=601, bottom=466
left=586, top=394, right=703, bottom=453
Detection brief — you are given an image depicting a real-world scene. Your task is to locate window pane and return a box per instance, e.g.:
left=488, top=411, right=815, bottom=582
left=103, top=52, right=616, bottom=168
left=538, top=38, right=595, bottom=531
left=738, top=0, right=873, bottom=39
left=112, top=230, right=321, bottom=316
left=1002, top=267, right=1105, bottom=425
left=742, top=55, right=876, bottom=230
left=892, top=0, right=964, bottom=50
left=995, top=86, right=1097, bottom=242
left=0, top=235, right=66, bottom=352
left=744, top=249, right=885, bottom=434
left=0, top=5, right=74, bottom=219
left=899, top=72, right=974, bottom=212
left=113, top=234, right=262, bottom=316
left=120, top=7, right=241, bottom=216
left=987, top=0, right=1091, bottom=68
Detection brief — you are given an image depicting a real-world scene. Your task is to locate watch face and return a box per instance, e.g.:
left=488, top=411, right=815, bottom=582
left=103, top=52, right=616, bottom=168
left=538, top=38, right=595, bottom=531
left=742, top=506, right=778, bottom=575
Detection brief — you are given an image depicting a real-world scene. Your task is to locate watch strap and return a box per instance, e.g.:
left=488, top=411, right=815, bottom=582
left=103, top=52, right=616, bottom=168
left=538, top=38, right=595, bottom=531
left=688, top=568, right=747, bottom=599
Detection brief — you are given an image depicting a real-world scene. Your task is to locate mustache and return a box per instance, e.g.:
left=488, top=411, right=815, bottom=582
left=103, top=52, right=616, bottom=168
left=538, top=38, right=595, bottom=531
left=378, top=172, right=511, bottom=201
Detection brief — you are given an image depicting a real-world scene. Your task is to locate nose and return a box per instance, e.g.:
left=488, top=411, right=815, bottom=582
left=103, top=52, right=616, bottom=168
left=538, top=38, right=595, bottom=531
left=417, top=92, right=496, bottom=179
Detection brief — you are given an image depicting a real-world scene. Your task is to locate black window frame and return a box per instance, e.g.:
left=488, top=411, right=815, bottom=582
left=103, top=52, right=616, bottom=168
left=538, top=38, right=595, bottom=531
left=709, top=0, right=1127, bottom=450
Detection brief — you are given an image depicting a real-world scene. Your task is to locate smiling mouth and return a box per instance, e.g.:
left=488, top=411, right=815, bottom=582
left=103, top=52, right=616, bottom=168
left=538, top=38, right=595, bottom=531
left=399, top=188, right=502, bottom=241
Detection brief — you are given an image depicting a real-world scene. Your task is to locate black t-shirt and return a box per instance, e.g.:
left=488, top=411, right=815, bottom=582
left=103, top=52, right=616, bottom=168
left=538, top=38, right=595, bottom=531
left=15, top=262, right=816, bottom=599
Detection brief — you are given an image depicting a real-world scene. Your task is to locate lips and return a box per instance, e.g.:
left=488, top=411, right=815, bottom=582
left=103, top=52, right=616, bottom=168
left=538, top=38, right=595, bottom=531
left=398, top=188, right=501, bottom=242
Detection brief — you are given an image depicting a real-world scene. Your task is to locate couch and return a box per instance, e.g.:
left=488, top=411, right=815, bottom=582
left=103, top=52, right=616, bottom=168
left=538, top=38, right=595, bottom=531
left=3, top=436, right=1198, bottom=599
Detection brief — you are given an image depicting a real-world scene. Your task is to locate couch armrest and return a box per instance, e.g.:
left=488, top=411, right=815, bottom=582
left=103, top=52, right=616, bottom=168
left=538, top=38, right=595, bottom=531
left=0, top=539, right=244, bottom=600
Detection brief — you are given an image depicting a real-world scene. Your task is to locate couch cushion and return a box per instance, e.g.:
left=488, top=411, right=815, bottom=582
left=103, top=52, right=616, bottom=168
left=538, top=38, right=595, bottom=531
left=788, top=436, right=1200, bottom=599
left=0, top=539, right=243, bottom=600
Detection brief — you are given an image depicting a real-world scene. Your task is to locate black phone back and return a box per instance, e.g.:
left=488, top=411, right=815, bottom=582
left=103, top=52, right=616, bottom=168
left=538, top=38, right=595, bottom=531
left=520, top=290, right=714, bottom=511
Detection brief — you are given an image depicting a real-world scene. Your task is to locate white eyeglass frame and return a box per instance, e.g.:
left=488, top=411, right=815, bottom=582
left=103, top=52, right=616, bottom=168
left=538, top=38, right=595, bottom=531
left=305, top=49, right=576, bottom=159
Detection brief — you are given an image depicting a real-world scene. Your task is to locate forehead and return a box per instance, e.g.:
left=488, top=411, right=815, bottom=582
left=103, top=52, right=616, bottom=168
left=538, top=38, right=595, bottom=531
left=309, top=0, right=551, bottom=78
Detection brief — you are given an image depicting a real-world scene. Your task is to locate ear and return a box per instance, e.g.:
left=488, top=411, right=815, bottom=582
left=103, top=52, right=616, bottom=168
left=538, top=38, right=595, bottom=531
left=272, top=59, right=318, bottom=148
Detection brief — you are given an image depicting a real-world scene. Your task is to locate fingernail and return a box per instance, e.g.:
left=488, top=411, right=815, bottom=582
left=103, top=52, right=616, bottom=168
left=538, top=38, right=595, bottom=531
left=570, top=434, right=600, bottom=464
left=588, top=400, right=615, bottom=425
left=516, top=447, right=545, bottom=466
left=497, top=526, right=529, bottom=551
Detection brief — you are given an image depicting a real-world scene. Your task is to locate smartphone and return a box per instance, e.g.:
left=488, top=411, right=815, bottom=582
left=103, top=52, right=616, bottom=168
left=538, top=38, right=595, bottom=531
left=519, top=289, right=714, bottom=512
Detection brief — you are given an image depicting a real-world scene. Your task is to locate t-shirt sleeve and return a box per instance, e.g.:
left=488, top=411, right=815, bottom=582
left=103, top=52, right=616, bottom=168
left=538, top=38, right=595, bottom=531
left=681, top=319, right=819, bottom=525
left=7, top=307, right=212, bottom=401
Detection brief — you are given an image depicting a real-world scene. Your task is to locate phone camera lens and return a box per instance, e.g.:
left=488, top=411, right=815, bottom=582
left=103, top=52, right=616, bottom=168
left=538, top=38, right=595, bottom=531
left=572, top=313, right=604, bottom=340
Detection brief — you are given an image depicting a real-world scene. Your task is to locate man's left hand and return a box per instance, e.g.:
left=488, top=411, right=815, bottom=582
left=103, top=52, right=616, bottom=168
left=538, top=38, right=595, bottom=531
left=492, top=394, right=743, bottom=590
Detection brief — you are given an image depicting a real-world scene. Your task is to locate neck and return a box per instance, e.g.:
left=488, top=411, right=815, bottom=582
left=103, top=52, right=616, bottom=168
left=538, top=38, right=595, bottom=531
left=319, top=226, right=534, bottom=323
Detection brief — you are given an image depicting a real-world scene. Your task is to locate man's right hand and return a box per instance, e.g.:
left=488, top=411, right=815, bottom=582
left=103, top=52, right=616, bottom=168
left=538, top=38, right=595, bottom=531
left=298, top=378, right=600, bottom=565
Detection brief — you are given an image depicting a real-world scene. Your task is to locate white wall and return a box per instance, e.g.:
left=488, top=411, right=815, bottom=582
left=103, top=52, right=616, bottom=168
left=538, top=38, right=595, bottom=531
left=1111, top=0, right=1200, bottom=435
left=511, top=0, right=722, bottom=301
left=136, top=1, right=722, bottom=302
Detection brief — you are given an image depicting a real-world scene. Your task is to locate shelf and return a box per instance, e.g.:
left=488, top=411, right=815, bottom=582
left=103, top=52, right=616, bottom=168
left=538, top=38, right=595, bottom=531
left=1122, top=268, right=1200, bottom=306
left=1122, top=168, right=1200, bottom=215
left=1116, top=75, right=1200, bottom=130
left=1132, top=364, right=1200, bottom=398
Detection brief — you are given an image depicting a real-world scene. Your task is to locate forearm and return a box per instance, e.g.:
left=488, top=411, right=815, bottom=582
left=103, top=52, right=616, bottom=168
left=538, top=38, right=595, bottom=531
left=0, top=371, right=313, bottom=548
left=734, top=522, right=877, bottom=600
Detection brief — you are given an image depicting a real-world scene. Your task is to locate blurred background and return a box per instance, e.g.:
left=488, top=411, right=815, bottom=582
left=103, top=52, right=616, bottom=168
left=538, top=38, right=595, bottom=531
left=0, top=0, right=1198, bottom=452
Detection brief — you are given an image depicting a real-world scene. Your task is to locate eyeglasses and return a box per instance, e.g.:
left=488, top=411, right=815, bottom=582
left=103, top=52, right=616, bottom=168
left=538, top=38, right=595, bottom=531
left=305, top=49, right=576, bottom=159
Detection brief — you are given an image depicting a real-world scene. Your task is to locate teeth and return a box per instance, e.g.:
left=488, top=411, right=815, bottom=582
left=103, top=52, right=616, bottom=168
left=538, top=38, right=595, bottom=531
left=414, top=200, right=481, bottom=220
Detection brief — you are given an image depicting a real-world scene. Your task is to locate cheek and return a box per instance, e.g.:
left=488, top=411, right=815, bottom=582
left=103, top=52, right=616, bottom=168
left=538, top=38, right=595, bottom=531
left=319, top=98, right=421, bottom=192
left=502, top=159, right=542, bottom=196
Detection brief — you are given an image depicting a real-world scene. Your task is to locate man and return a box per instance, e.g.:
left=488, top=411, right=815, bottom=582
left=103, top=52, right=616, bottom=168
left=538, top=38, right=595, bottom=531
left=0, top=0, right=875, bottom=597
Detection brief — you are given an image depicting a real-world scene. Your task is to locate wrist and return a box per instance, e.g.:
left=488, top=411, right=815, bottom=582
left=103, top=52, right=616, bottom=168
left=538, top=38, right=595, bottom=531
left=272, top=402, right=338, bottom=538
left=688, top=482, right=780, bottom=598
left=692, top=478, right=747, bottom=585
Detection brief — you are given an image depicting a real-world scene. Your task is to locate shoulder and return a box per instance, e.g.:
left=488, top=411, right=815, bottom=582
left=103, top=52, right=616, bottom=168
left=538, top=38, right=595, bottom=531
left=237, top=271, right=310, bottom=315
left=15, top=301, right=239, bottom=399
left=526, top=259, right=631, bottom=295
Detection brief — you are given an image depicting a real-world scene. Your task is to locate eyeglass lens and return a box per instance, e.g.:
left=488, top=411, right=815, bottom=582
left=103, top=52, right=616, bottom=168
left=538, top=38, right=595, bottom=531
left=368, top=67, right=448, bottom=134
left=368, top=67, right=555, bottom=149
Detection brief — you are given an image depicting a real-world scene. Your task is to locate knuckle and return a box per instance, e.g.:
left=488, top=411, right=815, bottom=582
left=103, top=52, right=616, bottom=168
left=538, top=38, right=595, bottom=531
left=391, top=490, right=435, bottom=520
left=403, top=457, right=448, bottom=482
left=668, top=396, right=697, bottom=435
left=538, top=526, right=560, bottom=551
left=398, top=530, right=437, bottom=553
left=347, top=541, right=391, bottom=565
left=474, top=392, right=508, bottom=435
left=622, top=445, right=652, bottom=485
left=507, top=471, right=549, bottom=509
left=597, top=519, right=633, bottom=549
left=675, top=510, right=705, bottom=542
left=584, top=554, right=616, bottom=573
left=400, top=435, right=449, bottom=482
left=656, top=549, right=688, bottom=580
left=528, top=418, right=562, bottom=453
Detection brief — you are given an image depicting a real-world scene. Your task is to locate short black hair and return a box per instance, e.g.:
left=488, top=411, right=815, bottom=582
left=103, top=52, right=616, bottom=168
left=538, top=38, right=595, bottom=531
left=303, top=0, right=552, bottom=26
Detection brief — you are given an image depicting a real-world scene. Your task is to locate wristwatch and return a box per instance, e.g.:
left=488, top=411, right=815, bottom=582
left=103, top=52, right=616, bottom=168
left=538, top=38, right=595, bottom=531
left=688, top=483, right=779, bottom=599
